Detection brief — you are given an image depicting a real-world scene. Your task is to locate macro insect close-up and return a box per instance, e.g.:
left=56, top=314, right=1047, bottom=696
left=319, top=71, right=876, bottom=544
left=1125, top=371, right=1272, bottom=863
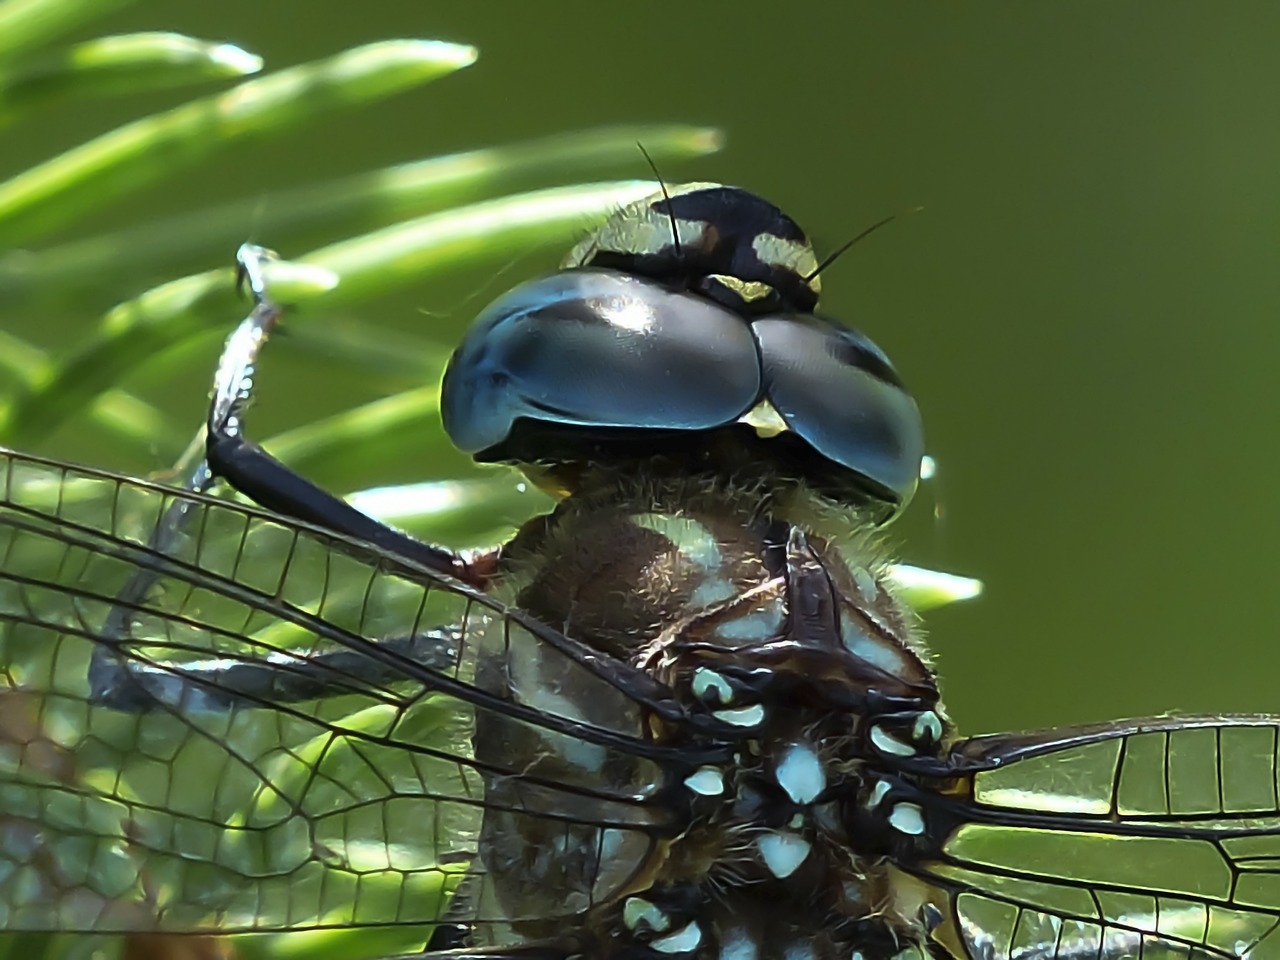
left=3, top=5, right=1280, bottom=960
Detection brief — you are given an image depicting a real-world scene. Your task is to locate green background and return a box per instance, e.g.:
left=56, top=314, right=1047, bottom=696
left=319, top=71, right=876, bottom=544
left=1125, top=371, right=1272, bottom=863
left=6, top=1, right=1279, bottom=741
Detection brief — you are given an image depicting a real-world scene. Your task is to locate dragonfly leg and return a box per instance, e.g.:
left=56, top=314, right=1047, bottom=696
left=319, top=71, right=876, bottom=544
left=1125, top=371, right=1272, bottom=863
left=87, top=244, right=488, bottom=711
left=90, top=627, right=461, bottom=713
left=203, top=244, right=482, bottom=586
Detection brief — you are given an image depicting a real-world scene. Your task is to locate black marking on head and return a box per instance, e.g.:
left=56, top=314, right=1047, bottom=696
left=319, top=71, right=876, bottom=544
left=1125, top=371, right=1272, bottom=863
left=568, top=184, right=822, bottom=317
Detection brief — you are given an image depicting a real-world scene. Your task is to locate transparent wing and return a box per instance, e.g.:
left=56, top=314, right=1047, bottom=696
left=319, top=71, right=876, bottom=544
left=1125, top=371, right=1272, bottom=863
left=910, top=717, right=1280, bottom=960
left=0, top=448, right=687, bottom=938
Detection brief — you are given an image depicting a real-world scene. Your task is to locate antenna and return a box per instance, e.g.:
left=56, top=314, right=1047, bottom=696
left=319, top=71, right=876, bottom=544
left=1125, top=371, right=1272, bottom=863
left=805, top=214, right=895, bottom=282
left=805, top=206, right=923, bottom=282
left=637, top=141, right=683, bottom=262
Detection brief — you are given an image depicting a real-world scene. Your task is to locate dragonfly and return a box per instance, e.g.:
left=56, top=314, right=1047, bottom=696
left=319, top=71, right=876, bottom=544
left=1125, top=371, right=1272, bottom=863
left=1, top=183, right=1279, bottom=960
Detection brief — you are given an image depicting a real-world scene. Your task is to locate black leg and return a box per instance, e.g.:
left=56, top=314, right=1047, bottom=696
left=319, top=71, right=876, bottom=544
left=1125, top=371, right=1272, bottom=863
left=205, top=245, right=480, bottom=586
left=90, top=628, right=460, bottom=713
left=89, top=245, right=488, bottom=711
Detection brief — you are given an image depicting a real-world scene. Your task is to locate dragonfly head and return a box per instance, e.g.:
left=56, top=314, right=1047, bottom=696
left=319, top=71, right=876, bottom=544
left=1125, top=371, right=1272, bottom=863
left=440, top=184, right=925, bottom=522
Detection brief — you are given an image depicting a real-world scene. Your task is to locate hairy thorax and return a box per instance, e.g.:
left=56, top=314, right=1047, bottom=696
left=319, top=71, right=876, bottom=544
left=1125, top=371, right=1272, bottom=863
left=470, top=470, right=947, bottom=958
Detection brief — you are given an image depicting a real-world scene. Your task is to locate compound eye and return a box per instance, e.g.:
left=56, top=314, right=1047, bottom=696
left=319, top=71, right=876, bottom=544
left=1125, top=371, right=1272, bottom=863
left=752, top=314, right=924, bottom=512
left=440, top=269, right=761, bottom=457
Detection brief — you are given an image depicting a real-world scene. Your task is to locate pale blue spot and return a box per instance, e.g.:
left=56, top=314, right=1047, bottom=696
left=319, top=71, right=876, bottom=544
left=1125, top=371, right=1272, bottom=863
left=623, top=897, right=670, bottom=933
left=721, top=928, right=759, bottom=960
left=913, top=711, right=942, bottom=742
left=684, top=766, right=725, bottom=796
left=633, top=513, right=721, bottom=573
left=866, top=779, right=891, bottom=809
left=714, top=602, right=785, bottom=642
left=714, top=703, right=765, bottom=727
left=692, top=667, right=734, bottom=704
left=775, top=741, right=825, bottom=805
left=841, top=619, right=910, bottom=677
left=690, top=576, right=738, bottom=607
left=652, top=920, right=703, bottom=954
left=756, top=832, right=811, bottom=878
left=869, top=724, right=915, bottom=758
left=889, top=802, right=925, bottom=835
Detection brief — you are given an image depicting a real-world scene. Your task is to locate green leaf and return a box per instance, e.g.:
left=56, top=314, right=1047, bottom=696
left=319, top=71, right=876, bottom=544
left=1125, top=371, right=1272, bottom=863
left=0, top=330, right=181, bottom=460
left=265, top=386, right=443, bottom=474
left=0, top=124, right=721, bottom=310
left=0, top=0, right=136, bottom=60
left=345, top=474, right=551, bottom=549
left=0, top=33, right=263, bottom=126
left=298, top=179, right=659, bottom=301
left=0, top=40, right=478, bottom=245
left=888, top=563, right=984, bottom=610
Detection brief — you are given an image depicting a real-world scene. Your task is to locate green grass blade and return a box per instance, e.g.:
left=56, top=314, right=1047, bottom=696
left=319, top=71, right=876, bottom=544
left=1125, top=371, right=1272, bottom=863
left=0, top=124, right=721, bottom=310
left=0, top=39, right=477, bottom=245
left=0, top=180, right=658, bottom=447
left=263, top=385, right=446, bottom=489
left=0, top=0, right=135, bottom=60
left=0, top=33, right=263, bottom=126
left=346, top=474, right=552, bottom=549
left=0, top=330, right=181, bottom=458
left=888, top=563, right=984, bottom=610
left=279, top=319, right=452, bottom=381
left=299, top=179, right=658, bottom=301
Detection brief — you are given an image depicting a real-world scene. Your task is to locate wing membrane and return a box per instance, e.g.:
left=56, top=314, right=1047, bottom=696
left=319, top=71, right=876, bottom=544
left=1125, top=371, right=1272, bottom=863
left=0, top=449, right=680, bottom=937
left=911, top=718, right=1280, bottom=960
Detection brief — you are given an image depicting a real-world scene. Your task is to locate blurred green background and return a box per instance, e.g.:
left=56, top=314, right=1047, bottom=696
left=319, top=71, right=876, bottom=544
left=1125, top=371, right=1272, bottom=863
left=4, top=0, right=1279, bottom=747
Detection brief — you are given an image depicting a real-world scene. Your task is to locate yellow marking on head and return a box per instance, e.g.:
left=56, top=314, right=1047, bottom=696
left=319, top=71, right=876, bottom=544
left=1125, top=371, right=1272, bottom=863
left=738, top=398, right=790, bottom=438
left=561, top=183, right=722, bottom=268
left=707, top=274, right=776, bottom=304
left=752, top=232, right=821, bottom=295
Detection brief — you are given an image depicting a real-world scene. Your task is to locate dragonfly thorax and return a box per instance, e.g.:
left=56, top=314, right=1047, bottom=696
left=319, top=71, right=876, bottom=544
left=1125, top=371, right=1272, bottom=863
left=466, top=469, right=951, bottom=957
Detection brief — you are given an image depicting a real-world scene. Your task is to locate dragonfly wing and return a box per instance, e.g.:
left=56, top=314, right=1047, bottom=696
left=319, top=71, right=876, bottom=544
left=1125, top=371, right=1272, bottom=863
left=0, top=449, right=681, bottom=940
left=909, top=717, right=1280, bottom=960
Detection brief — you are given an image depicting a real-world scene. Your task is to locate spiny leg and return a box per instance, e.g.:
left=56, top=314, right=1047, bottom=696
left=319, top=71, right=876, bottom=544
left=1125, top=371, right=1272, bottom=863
left=206, top=244, right=479, bottom=584
left=89, top=245, right=483, bottom=712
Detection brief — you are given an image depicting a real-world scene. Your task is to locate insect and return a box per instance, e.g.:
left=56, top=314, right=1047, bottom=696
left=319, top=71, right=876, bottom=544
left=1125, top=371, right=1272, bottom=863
left=1, top=183, right=1278, bottom=960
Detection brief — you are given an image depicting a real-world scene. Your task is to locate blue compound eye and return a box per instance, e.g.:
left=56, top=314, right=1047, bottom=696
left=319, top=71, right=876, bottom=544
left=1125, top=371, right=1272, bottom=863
left=750, top=314, right=924, bottom=510
left=441, top=269, right=761, bottom=457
